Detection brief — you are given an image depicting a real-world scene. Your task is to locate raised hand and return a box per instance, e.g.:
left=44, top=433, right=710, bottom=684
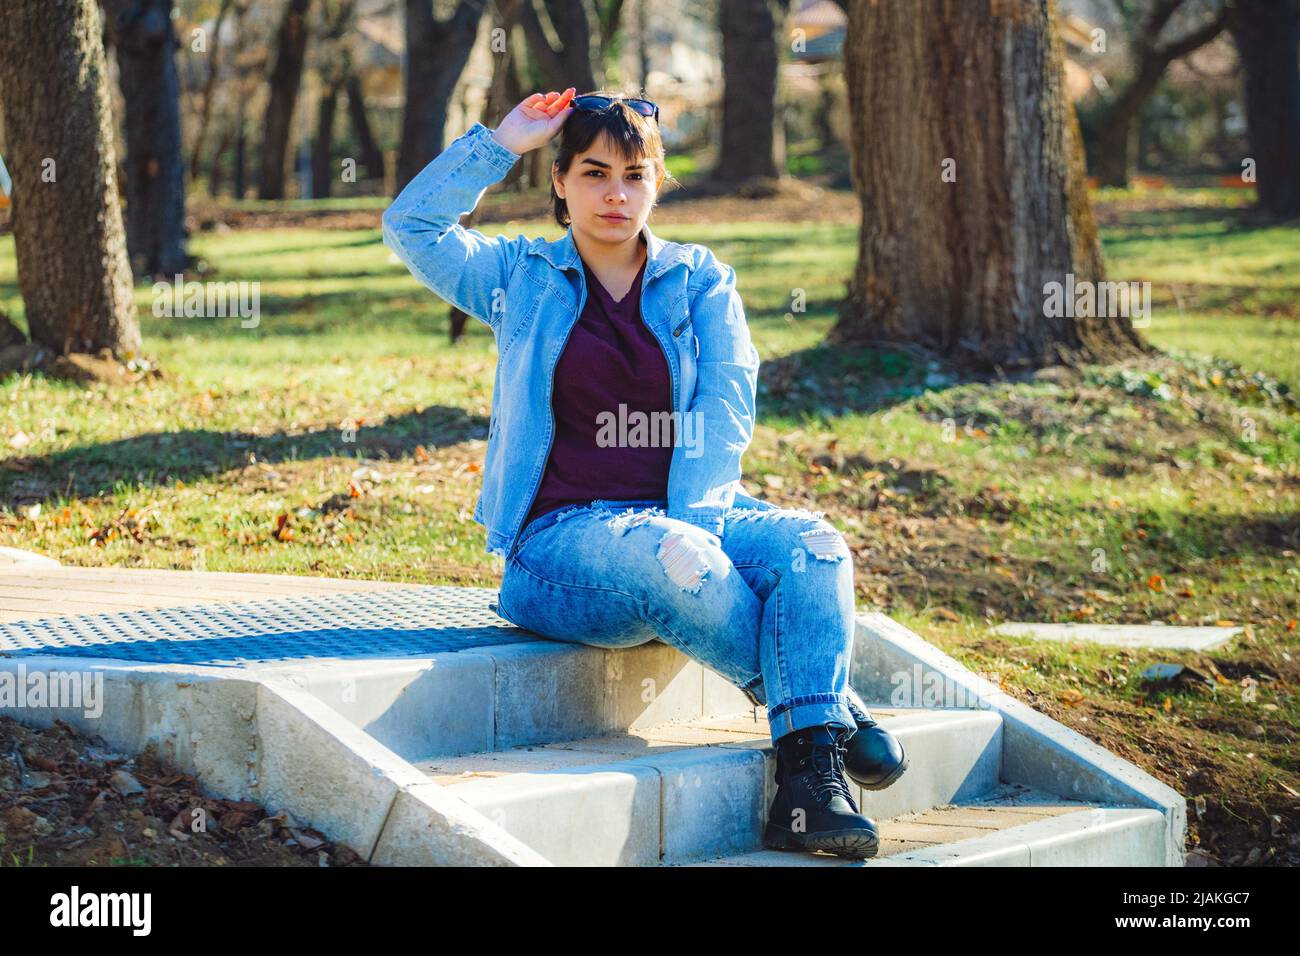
left=491, top=88, right=576, bottom=155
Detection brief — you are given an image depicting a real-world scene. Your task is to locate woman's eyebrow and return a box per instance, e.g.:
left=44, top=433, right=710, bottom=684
left=579, top=158, right=646, bottom=170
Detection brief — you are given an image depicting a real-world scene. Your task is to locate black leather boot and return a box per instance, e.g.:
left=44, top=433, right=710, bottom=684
left=843, top=698, right=909, bottom=790
left=763, top=722, right=879, bottom=858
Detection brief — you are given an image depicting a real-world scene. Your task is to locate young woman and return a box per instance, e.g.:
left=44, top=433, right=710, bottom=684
left=382, top=88, right=907, bottom=859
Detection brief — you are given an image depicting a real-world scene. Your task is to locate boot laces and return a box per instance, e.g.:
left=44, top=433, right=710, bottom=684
left=803, top=735, right=858, bottom=811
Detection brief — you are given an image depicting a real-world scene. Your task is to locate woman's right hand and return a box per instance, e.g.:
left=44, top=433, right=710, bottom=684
left=491, top=88, right=576, bottom=155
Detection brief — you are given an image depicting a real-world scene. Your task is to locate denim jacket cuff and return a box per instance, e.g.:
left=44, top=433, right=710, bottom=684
left=467, top=122, right=521, bottom=176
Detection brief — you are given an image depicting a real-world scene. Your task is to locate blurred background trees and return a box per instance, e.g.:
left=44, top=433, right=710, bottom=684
left=1084, top=0, right=1235, bottom=188
left=0, top=0, right=1296, bottom=368
left=3, top=0, right=1288, bottom=209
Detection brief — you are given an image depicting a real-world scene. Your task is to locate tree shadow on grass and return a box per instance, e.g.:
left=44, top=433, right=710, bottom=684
left=1091, top=200, right=1260, bottom=230
left=0, top=404, right=487, bottom=508
left=758, top=340, right=969, bottom=420
left=867, top=505, right=1298, bottom=625
left=136, top=287, right=463, bottom=340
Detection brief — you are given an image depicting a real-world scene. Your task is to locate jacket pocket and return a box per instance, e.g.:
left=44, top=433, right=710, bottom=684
left=497, top=271, right=548, bottom=362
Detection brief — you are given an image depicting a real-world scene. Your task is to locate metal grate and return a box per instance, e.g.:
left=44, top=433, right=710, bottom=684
left=0, top=585, right=543, bottom=667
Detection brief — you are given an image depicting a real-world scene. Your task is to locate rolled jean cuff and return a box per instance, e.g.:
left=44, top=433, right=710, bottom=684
left=737, top=673, right=766, bottom=707
left=766, top=693, right=857, bottom=740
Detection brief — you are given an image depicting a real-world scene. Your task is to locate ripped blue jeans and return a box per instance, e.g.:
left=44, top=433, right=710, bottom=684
left=493, top=497, right=863, bottom=743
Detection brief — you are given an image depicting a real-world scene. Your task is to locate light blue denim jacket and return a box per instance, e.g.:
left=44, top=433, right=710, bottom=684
left=381, top=121, right=766, bottom=558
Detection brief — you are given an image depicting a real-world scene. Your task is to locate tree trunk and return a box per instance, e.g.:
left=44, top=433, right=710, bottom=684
left=0, top=0, right=141, bottom=357
left=517, top=0, right=598, bottom=93
left=224, top=0, right=253, bottom=199
left=104, top=0, right=188, bottom=278
left=636, top=0, right=650, bottom=90
left=815, top=77, right=835, bottom=152
left=312, top=0, right=356, bottom=200
left=1232, top=0, right=1300, bottom=219
left=714, top=0, right=789, bottom=185
left=346, top=73, right=385, bottom=181
left=258, top=0, right=313, bottom=200
left=1094, top=117, right=1134, bottom=188
left=597, top=0, right=627, bottom=55
left=832, top=0, right=1151, bottom=371
left=313, top=83, right=340, bottom=199
left=443, top=0, right=524, bottom=346
left=209, top=123, right=234, bottom=198
left=1093, top=71, right=1160, bottom=188
left=1091, top=0, right=1233, bottom=189
left=233, top=112, right=248, bottom=199
left=189, top=0, right=234, bottom=184
left=485, top=0, right=528, bottom=192
left=395, top=0, right=488, bottom=194
left=482, top=0, right=521, bottom=129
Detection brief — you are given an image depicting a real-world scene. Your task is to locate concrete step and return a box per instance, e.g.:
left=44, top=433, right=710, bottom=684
left=417, top=707, right=1004, bottom=866
left=681, top=783, right=1169, bottom=867
left=283, top=640, right=765, bottom=762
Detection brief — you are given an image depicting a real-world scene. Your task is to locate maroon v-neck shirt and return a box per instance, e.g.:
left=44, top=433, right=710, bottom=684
left=524, top=242, right=675, bottom=527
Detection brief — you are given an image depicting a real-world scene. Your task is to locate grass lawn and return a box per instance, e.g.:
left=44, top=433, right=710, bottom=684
left=1, top=186, right=1297, bottom=866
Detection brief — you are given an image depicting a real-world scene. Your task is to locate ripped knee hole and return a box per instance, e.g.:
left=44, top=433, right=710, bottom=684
left=656, top=529, right=712, bottom=593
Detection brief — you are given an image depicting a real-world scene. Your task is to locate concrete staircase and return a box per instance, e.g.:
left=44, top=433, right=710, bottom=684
left=413, top=705, right=1164, bottom=866
left=0, top=574, right=1185, bottom=866
left=307, top=626, right=1177, bottom=866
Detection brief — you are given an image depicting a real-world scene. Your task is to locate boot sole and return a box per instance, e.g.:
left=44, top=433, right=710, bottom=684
left=849, top=744, right=909, bottom=792
left=763, top=823, right=879, bottom=860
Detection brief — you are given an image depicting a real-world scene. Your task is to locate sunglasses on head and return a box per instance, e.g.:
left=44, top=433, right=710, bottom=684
left=571, top=93, right=659, bottom=124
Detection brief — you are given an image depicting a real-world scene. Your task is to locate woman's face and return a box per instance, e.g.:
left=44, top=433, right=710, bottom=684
left=553, top=132, right=664, bottom=244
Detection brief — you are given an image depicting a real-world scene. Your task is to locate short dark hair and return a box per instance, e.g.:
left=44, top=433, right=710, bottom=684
left=549, top=91, right=675, bottom=228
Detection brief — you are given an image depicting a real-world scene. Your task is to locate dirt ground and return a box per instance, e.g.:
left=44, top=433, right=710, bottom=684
left=1016, top=650, right=1300, bottom=868
left=0, top=716, right=366, bottom=867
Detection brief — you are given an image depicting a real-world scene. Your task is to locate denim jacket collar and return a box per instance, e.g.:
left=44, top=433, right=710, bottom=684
left=526, top=221, right=692, bottom=280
